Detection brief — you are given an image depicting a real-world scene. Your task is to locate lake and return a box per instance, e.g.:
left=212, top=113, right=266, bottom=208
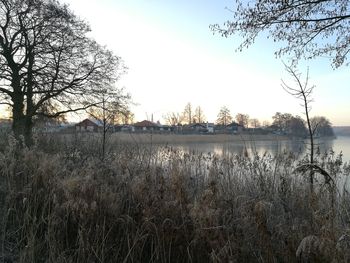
left=170, top=136, right=350, bottom=163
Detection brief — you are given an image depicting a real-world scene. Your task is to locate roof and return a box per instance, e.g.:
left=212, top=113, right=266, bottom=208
left=89, top=118, right=104, bottom=126
left=133, top=120, right=159, bottom=127
left=226, top=122, right=243, bottom=127
left=188, top=123, right=207, bottom=128
left=75, top=119, right=100, bottom=127
left=116, top=124, right=133, bottom=128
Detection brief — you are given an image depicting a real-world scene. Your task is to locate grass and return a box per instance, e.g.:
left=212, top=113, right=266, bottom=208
left=0, top=133, right=350, bottom=262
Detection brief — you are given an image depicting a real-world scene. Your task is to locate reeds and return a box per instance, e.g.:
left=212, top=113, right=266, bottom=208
left=0, top=133, right=349, bottom=262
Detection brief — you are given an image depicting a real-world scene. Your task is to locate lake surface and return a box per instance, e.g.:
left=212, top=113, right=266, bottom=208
left=170, top=136, right=350, bottom=163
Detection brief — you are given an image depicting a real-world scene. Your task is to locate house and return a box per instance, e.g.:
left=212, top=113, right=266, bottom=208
left=183, top=123, right=208, bottom=134
left=173, top=124, right=183, bottom=133
left=36, top=123, right=68, bottom=133
left=265, top=124, right=282, bottom=134
left=226, top=122, right=244, bottom=133
left=133, top=120, right=160, bottom=132
left=190, top=123, right=208, bottom=133
left=206, top=122, right=215, bottom=133
left=75, top=119, right=101, bottom=132
left=115, top=124, right=135, bottom=132
left=159, top=125, right=173, bottom=132
left=213, top=124, right=227, bottom=133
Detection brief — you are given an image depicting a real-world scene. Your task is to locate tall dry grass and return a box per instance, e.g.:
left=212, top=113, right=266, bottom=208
left=0, top=133, right=350, bottom=262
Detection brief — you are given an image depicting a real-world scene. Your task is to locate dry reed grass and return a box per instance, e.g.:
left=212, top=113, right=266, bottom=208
left=0, top=133, right=349, bottom=262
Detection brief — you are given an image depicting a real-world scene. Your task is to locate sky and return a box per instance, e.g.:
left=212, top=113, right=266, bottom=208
left=2, top=0, right=348, bottom=125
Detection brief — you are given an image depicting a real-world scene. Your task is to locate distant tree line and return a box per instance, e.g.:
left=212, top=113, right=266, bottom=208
left=165, top=104, right=334, bottom=138
left=164, top=102, right=206, bottom=126
left=272, top=112, right=334, bottom=138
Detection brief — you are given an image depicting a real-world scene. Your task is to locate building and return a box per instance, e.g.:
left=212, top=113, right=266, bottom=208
left=187, top=123, right=208, bottom=133
left=226, top=122, right=244, bottom=133
left=206, top=122, right=215, bottom=133
left=115, top=124, right=135, bottom=132
left=159, top=125, right=173, bottom=132
left=75, top=119, right=101, bottom=132
left=36, top=123, right=68, bottom=133
left=133, top=120, right=160, bottom=132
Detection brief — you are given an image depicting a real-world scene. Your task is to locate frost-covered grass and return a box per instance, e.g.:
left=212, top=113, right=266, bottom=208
left=1, top=134, right=350, bottom=262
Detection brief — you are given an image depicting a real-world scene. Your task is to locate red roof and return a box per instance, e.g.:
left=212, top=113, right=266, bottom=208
left=75, top=119, right=99, bottom=127
left=133, top=120, right=158, bottom=127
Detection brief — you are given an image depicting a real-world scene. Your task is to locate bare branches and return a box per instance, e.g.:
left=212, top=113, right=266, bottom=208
left=211, top=1, right=350, bottom=67
left=295, top=163, right=335, bottom=186
left=282, top=64, right=318, bottom=192
left=281, top=65, right=315, bottom=104
left=216, top=106, right=232, bottom=126
left=0, top=0, right=128, bottom=145
left=36, top=103, right=100, bottom=119
left=164, top=112, right=184, bottom=126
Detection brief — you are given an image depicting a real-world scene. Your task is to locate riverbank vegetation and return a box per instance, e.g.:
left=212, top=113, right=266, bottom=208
left=0, top=0, right=347, bottom=262
left=1, top=134, right=350, bottom=262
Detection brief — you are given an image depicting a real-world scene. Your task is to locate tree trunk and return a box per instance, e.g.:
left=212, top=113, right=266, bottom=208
left=305, top=100, right=314, bottom=194
left=9, top=62, right=28, bottom=145
left=24, top=116, right=34, bottom=147
left=102, top=97, right=106, bottom=161
left=11, top=87, right=34, bottom=147
left=12, top=93, right=25, bottom=142
left=25, top=56, right=35, bottom=147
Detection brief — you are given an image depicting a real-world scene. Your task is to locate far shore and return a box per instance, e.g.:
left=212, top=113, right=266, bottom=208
left=110, top=133, right=292, bottom=144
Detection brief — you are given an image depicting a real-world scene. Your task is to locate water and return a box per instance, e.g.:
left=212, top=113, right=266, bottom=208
left=331, top=136, right=350, bottom=162
left=170, top=136, right=350, bottom=163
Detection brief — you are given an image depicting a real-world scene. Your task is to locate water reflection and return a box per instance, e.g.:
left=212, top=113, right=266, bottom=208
left=170, top=136, right=350, bottom=162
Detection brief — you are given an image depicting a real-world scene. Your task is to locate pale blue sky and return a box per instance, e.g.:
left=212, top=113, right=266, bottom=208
left=54, top=0, right=349, bottom=125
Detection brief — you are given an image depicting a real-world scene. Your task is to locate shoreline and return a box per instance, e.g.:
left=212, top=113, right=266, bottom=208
left=112, top=133, right=292, bottom=144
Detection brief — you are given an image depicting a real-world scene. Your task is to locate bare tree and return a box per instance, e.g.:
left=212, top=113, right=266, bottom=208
left=118, top=109, right=134, bottom=125
left=183, top=103, right=193, bottom=125
left=164, top=112, right=183, bottom=126
left=235, top=113, right=249, bottom=128
left=216, top=106, right=233, bottom=126
left=289, top=116, right=308, bottom=137
left=32, top=101, right=67, bottom=128
left=0, top=0, right=125, bottom=146
left=272, top=112, right=293, bottom=133
left=262, top=120, right=270, bottom=128
left=193, top=106, right=206, bottom=124
left=87, top=88, right=130, bottom=160
left=211, top=1, right=350, bottom=67
left=281, top=64, right=316, bottom=192
left=310, top=116, right=334, bottom=137
left=249, top=118, right=261, bottom=129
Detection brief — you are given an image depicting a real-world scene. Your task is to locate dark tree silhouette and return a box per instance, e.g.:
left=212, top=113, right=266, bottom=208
left=311, top=116, right=334, bottom=137
left=0, top=0, right=125, bottom=145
